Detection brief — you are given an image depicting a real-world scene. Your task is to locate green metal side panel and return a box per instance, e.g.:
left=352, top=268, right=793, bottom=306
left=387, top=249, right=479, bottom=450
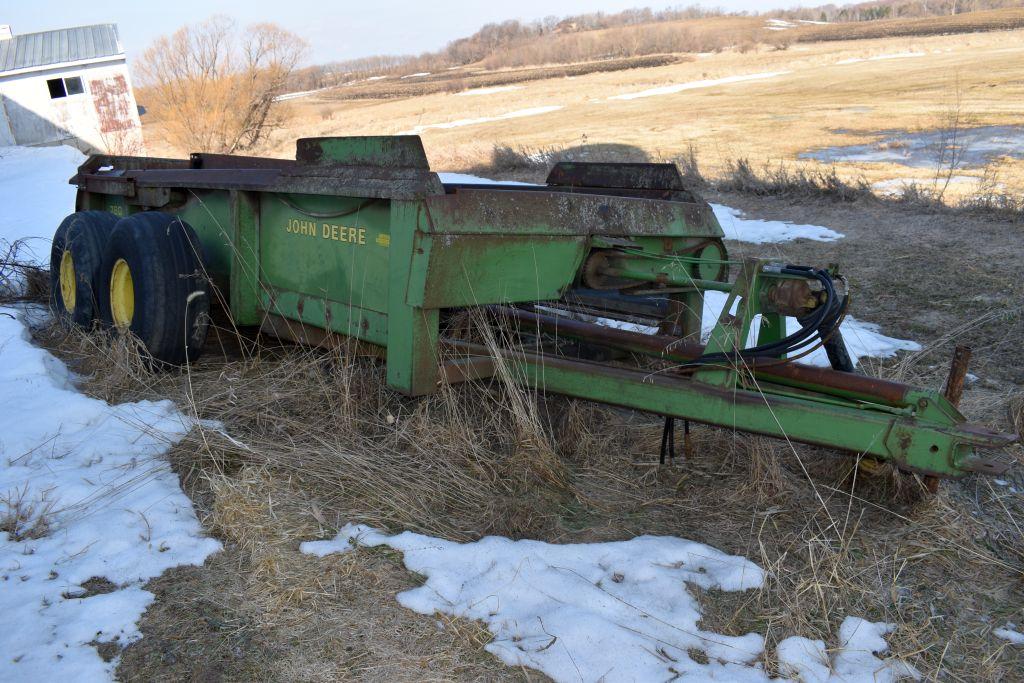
left=259, top=289, right=388, bottom=345
left=500, top=349, right=984, bottom=478
left=386, top=200, right=438, bottom=395
left=408, top=235, right=587, bottom=308
left=96, top=195, right=128, bottom=217
left=257, top=193, right=392, bottom=315
left=229, top=191, right=261, bottom=325
left=175, top=191, right=234, bottom=288
left=296, top=135, right=430, bottom=169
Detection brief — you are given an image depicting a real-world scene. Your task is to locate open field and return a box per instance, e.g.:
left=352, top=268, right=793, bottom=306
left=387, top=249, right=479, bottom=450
left=145, top=26, right=1024, bottom=203
left=317, top=54, right=690, bottom=101
left=794, top=7, right=1024, bottom=42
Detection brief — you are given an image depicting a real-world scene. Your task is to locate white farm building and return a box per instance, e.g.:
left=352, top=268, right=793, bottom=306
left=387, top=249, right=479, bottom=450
left=0, top=23, right=143, bottom=154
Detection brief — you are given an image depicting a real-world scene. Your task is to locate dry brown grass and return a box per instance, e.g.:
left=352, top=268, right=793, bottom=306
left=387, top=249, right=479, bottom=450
left=474, top=16, right=761, bottom=70
left=324, top=54, right=687, bottom=101
left=473, top=138, right=1024, bottom=227
left=25, top=266, right=1023, bottom=680
left=795, top=7, right=1024, bottom=43
left=0, top=239, right=50, bottom=304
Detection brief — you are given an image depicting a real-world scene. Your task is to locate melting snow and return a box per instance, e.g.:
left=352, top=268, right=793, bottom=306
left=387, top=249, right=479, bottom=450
left=803, top=125, right=1024, bottom=170
left=1, top=145, right=219, bottom=680
left=609, top=71, right=790, bottom=101
left=303, top=525, right=918, bottom=682
left=777, top=618, right=920, bottom=682
left=995, top=624, right=1024, bottom=645
left=400, top=72, right=431, bottom=79
left=700, top=291, right=921, bottom=368
left=712, top=204, right=844, bottom=243
left=303, top=525, right=768, bottom=681
left=836, top=52, right=926, bottom=65
left=456, top=85, right=524, bottom=96
left=273, top=86, right=331, bottom=102
left=0, top=307, right=221, bottom=680
left=0, top=145, right=84, bottom=264
left=398, top=105, right=563, bottom=135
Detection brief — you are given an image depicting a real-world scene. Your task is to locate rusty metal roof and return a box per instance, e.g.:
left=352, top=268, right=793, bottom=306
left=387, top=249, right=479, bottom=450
left=0, top=24, right=122, bottom=75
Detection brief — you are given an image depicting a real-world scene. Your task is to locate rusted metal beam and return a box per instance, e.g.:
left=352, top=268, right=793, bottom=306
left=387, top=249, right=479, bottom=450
left=500, top=306, right=913, bottom=407
left=437, top=354, right=497, bottom=385
left=924, top=344, right=975, bottom=492
left=943, top=345, right=973, bottom=409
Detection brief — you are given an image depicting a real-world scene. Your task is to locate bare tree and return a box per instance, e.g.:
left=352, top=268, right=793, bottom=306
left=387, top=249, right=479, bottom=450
left=932, top=79, right=974, bottom=202
left=135, top=17, right=306, bottom=154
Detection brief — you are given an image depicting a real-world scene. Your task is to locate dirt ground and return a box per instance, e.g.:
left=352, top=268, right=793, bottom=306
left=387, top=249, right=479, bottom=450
left=29, top=169, right=1021, bottom=681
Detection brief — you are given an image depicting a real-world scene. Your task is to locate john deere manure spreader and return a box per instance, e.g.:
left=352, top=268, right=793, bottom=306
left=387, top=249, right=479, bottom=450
left=51, top=136, right=1016, bottom=481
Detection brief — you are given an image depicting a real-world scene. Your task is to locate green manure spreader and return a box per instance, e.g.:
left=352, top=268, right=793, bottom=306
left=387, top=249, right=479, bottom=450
left=51, top=135, right=1016, bottom=483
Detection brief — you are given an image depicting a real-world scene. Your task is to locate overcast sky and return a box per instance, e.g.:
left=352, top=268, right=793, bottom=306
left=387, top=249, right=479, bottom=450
left=5, top=1, right=823, bottom=64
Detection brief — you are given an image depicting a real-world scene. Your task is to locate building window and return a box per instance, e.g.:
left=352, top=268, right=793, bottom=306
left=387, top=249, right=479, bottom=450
left=46, top=76, right=85, bottom=99
left=46, top=78, right=65, bottom=98
left=65, top=77, right=84, bottom=95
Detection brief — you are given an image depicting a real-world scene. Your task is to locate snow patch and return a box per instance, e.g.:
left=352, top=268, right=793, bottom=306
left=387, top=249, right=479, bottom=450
left=702, top=290, right=919, bottom=368
left=456, top=85, right=523, bottom=96
left=778, top=617, right=920, bottom=682
left=0, top=307, right=221, bottom=680
left=303, top=525, right=918, bottom=682
left=609, top=71, right=790, bottom=101
left=398, top=105, right=563, bottom=135
left=0, top=145, right=85, bottom=264
left=804, top=125, right=1024, bottom=169
left=303, top=524, right=769, bottom=681
left=995, top=624, right=1024, bottom=645
left=711, top=204, right=844, bottom=243
left=836, top=52, right=926, bottom=65
left=273, top=86, right=331, bottom=102
left=400, top=72, right=431, bottom=79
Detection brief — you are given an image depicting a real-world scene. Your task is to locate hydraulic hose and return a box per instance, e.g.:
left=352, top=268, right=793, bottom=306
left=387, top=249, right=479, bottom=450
left=688, top=266, right=844, bottom=367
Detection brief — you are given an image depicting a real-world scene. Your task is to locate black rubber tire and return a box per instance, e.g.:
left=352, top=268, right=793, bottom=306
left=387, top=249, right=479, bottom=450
left=99, top=212, right=210, bottom=366
left=49, top=211, right=119, bottom=327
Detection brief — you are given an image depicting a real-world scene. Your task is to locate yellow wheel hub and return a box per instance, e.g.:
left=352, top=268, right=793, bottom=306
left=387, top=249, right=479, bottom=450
left=110, top=258, right=135, bottom=328
left=59, top=250, right=76, bottom=311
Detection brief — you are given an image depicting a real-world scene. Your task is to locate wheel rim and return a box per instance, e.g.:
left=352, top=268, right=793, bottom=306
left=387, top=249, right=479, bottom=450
left=59, top=250, right=76, bottom=311
left=110, top=258, right=135, bottom=328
